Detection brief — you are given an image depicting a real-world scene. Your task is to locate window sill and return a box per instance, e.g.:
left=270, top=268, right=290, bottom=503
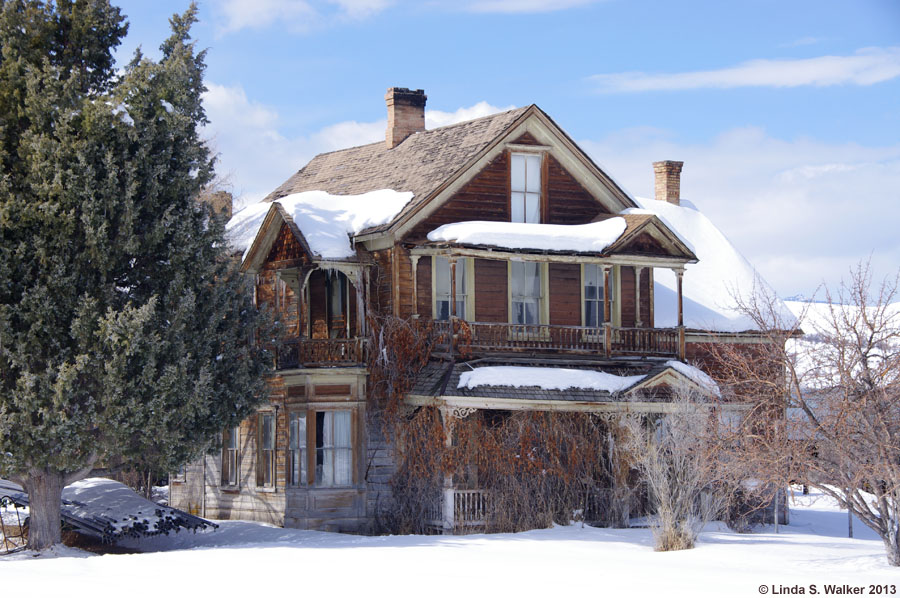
left=220, top=486, right=240, bottom=493
left=255, top=486, right=277, bottom=493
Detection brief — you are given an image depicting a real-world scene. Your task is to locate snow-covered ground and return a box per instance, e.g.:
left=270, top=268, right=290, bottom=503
left=1, top=489, right=896, bottom=597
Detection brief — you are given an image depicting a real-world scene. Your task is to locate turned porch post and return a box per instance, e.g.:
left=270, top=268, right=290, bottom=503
left=635, top=266, right=644, bottom=327
left=449, top=257, right=458, bottom=318
left=674, top=268, right=685, bottom=360
left=410, top=255, right=420, bottom=319
left=603, top=265, right=612, bottom=357
left=439, top=407, right=455, bottom=534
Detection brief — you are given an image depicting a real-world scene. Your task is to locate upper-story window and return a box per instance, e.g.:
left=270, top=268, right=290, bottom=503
left=511, top=153, right=542, bottom=223
left=511, top=261, right=543, bottom=325
left=434, top=256, right=468, bottom=320
left=584, top=264, right=613, bottom=327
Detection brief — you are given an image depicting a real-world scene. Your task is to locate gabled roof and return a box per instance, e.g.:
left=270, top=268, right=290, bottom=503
left=263, top=105, right=637, bottom=238
left=265, top=107, right=531, bottom=228
left=241, top=203, right=314, bottom=272
left=407, top=359, right=720, bottom=405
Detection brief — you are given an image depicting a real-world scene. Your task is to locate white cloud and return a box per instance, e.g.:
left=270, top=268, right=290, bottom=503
left=328, top=0, right=393, bottom=18
left=217, top=0, right=317, bottom=34
left=425, top=101, right=516, bottom=128
left=580, top=128, right=900, bottom=296
left=589, top=47, right=900, bottom=92
left=463, top=0, right=601, bottom=13
left=215, top=0, right=392, bottom=34
left=202, top=82, right=511, bottom=207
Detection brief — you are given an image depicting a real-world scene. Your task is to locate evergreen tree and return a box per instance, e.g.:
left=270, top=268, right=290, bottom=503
left=0, top=1, right=272, bottom=550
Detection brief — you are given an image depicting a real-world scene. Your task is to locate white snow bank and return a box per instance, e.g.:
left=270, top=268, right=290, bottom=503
left=664, top=360, right=721, bottom=396
left=458, top=366, right=645, bottom=393
left=3, top=487, right=896, bottom=595
left=428, top=218, right=627, bottom=254
left=227, top=189, right=415, bottom=260
left=627, top=198, right=795, bottom=332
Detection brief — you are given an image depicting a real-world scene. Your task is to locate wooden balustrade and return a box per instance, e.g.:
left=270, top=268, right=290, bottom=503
left=453, top=489, right=490, bottom=528
left=276, top=337, right=367, bottom=369
left=430, top=320, right=680, bottom=358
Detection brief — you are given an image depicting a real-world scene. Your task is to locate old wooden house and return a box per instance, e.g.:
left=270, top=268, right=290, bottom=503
left=171, top=88, right=789, bottom=533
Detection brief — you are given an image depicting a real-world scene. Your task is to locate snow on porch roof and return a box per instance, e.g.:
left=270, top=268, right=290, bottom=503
left=625, top=198, right=796, bottom=333
left=427, top=218, right=628, bottom=254
left=227, top=189, right=415, bottom=260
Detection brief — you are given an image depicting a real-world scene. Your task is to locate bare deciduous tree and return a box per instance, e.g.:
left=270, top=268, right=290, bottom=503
left=710, top=263, right=900, bottom=566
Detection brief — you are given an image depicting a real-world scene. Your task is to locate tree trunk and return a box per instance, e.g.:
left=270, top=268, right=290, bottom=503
left=885, top=526, right=900, bottom=567
left=24, top=469, right=64, bottom=551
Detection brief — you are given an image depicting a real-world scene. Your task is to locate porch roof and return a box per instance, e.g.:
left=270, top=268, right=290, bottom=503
left=407, top=358, right=718, bottom=406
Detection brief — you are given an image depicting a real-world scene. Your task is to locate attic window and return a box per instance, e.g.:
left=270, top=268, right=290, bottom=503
left=511, top=153, right=542, bottom=223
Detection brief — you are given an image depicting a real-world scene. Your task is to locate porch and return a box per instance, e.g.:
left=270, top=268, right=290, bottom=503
left=431, top=320, right=683, bottom=359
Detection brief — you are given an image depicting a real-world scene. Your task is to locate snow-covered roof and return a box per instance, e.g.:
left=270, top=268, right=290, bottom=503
left=427, top=218, right=627, bottom=254
left=626, top=198, right=796, bottom=332
left=227, top=189, right=414, bottom=260
left=456, top=363, right=720, bottom=397
left=458, top=366, right=644, bottom=393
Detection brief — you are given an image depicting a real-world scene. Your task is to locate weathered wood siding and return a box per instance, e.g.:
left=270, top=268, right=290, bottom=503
left=548, top=263, right=581, bottom=326
left=405, top=152, right=510, bottom=243
left=170, top=371, right=371, bottom=533
left=545, top=154, right=610, bottom=224
left=474, top=258, right=508, bottom=322
left=620, top=266, right=636, bottom=328
left=416, top=256, right=432, bottom=317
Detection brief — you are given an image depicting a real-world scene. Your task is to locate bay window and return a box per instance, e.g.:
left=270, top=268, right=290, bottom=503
left=316, top=410, right=352, bottom=487
left=288, top=412, right=307, bottom=486
left=257, top=412, right=275, bottom=488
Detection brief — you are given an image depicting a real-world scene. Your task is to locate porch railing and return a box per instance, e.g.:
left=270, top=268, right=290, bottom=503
left=276, top=337, right=367, bottom=369
left=431, top=320, right=679, bottom=358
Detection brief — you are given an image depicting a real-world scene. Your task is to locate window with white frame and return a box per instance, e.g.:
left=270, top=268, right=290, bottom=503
left=511, top=153, right=542, bottom=223
left=434, top=256, right=467, bottom=320
left=288, top=412, right=307, bottom=486
left=511, top=261, right=543, bottom=325
left=584, top=264, right=613, bottom=327
left=257, top=413, right=275, bottom=488
left=315, top=411, right=352, bottom=487
left=222, top=426, right=240, bottom=487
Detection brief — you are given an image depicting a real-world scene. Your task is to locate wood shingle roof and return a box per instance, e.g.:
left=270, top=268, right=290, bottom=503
left=263, top=106, right=531, bottom=234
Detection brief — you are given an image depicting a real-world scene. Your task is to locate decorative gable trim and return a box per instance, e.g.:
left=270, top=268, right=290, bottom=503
left=605, top=215, right=697, bottom=262
left=387, top=105, right=638, bottom=242
left=627, top=366, right=718, bottom=398
left=241, top=203, right=315, bottom=273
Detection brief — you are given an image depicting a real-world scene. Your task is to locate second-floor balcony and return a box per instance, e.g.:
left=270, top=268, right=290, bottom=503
left=276, top=337, right=367, bottom=369
left=430, top=320, right=681, bottom=358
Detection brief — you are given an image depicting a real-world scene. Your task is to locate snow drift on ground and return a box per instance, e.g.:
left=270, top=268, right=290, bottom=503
left=458, top=365, right=645, bottom=393
left=2, top=488, right=896, bottom=598
left=226, top=189, right=414, bottom=260
left=628, top=198, right=795, bottom=332
left=427, top=218, right=627, bottom=253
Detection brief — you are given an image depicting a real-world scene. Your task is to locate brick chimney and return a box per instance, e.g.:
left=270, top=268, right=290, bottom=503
left=653, top=160, right=684, bottom=205
left=385, top=87, right=426, bottom=149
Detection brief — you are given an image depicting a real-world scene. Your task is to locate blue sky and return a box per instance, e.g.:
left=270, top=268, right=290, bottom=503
left=112, top=0, right=900, bottom=298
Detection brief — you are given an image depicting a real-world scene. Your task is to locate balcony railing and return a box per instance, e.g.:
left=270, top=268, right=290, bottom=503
left=431, top=320, right=679, bottom=358
left=276, top=337, right=367, bottom=369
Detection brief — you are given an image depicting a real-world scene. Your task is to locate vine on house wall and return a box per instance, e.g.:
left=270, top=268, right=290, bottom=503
left=365, top=315, right=643, bottom=534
